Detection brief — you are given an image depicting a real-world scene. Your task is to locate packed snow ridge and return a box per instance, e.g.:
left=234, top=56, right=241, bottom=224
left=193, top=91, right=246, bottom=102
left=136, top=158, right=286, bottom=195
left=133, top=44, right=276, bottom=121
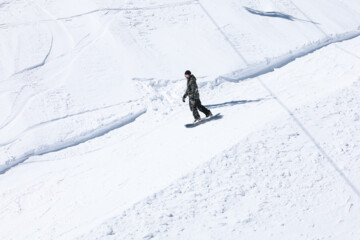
left=219, top=29, right=360, bottom=84
left=0, top=109, right=146, bottom=174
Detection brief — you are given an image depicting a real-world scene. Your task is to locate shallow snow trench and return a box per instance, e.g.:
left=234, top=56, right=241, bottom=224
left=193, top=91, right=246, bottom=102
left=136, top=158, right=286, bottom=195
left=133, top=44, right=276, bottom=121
left=0, top=109, right=146, bottom=174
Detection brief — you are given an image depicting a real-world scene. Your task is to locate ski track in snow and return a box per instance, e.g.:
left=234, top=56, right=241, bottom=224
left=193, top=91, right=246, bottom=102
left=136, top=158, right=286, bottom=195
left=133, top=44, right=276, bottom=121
left=56, top=1, right=198, bottom=20
left=0, top=3, right=77, bottom=131
left=12, top=35, right=53, bottom=75
left=218, top=29, right=360, bottom=84
left=0, top=100, right=135, bottom=147
left=0, top=109, right=146, bottom=175
left=0, top=1, right=198, bottom=27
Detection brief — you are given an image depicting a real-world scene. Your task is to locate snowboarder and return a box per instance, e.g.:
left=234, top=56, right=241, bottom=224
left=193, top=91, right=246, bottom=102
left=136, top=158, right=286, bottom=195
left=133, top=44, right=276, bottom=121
left=182, top=70, right=212, bottom=123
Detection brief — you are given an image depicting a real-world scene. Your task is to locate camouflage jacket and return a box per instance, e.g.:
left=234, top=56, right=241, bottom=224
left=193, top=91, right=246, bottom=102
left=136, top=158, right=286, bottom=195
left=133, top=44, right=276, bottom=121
left=183, top=75, right=200, bottom=100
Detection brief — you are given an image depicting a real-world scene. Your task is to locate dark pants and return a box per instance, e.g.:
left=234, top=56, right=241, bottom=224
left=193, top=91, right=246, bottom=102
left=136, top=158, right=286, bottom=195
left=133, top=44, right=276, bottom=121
left=189, top=99, right=211, bottom=120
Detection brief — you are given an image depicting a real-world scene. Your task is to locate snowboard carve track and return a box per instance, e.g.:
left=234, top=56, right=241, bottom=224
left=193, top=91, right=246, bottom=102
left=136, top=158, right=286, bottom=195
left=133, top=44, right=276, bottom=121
left=0, top=109, right=146, bottom=175
left=0, top=1, right=197, bottom=27
left=56, top=1, right=197, bottom=20
left=0, top=2, right=78, bottom=132
left=0, top=101, right=133, bottom=147
left=218, top=30, right=360, bottom=83
left=12, top=35, right=53, bottom=76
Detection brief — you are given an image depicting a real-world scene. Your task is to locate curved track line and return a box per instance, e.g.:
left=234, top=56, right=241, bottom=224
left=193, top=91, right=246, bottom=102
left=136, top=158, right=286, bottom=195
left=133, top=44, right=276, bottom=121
left=0, top=109, right=146, bottom=175
left=56, top=1, right=197, bottom=20
left=219, top=30, right=360, bottom=83
left=12, top=35, right=53, bottom=75
left=0, top=100, right=135, bottom=147
left=0, top=1, right=197, bottom=27
left=0, top=2, right=76, bottom=131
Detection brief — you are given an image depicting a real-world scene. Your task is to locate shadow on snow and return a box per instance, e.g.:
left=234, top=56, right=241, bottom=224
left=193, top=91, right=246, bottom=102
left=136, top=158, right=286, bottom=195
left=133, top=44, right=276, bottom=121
left=206, top=99, right=264, bottom=109
left=244, top=7, right=319, bottom=24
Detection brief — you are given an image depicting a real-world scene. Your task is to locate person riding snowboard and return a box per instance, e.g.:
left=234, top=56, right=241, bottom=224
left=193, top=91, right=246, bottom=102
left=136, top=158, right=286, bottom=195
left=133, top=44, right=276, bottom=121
left=182, top=70, right=212, bottom=123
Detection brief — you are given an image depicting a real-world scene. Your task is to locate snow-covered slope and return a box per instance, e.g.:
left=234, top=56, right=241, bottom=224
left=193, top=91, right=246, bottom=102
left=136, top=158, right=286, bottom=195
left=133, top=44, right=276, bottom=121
left=0, top=0, right=360, bottom=239
left=78, top=36, right=360, bottom=240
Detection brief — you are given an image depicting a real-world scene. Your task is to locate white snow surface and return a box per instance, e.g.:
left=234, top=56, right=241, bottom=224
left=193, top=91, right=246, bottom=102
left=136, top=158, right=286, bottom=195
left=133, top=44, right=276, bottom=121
left=1, top=0, right=360, bottom=239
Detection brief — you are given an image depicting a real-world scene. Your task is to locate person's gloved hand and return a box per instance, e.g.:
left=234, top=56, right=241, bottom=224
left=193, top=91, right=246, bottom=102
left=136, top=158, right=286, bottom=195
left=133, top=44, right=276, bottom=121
left=182, top=96, right=186, bottom=102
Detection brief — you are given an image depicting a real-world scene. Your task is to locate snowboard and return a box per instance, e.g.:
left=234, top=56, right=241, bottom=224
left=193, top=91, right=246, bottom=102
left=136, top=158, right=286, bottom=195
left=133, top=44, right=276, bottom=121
left=185, top=113, right=222, bottom=128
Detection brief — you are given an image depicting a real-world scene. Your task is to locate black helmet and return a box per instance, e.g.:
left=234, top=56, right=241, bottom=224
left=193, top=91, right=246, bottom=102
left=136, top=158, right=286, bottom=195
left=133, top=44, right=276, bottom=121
left=185, top=70, right=191, bottom=75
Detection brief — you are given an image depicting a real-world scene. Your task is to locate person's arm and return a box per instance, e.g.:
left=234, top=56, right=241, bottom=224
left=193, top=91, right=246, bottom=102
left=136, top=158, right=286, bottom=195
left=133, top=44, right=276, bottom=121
left=183, top=86, right=189, bottom=102
left=183, top=87, right=189, bottom=99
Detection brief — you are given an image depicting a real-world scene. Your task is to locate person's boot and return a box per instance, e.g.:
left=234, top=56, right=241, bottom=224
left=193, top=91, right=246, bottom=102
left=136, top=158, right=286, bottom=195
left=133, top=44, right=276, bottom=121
left=206, top=111, right=213, bottom=118
left=194, top=118, right=201, bottom=123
